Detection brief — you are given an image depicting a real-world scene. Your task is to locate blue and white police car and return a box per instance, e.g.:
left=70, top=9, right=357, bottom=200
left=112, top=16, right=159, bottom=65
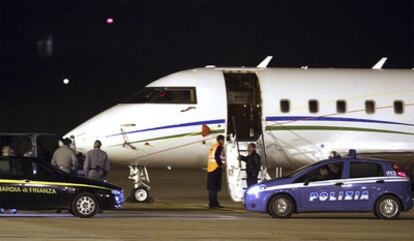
left=244, top=151, right=413, bottom=219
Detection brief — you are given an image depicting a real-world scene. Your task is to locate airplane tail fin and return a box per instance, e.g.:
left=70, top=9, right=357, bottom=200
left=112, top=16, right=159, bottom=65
left=257, top=56, right=273, bottom=68
left=372, top=57, right=387, bottom=70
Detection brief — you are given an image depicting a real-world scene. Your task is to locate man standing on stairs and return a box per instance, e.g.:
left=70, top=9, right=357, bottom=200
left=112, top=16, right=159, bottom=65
left=239, top=143, right=261, bottom=187
left=207, top=135, right=226, bottom=208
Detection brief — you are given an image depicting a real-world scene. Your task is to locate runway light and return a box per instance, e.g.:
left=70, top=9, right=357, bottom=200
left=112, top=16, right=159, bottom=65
left=63, top=78, right=70, bottom=84
left=106, top=18, right=114, bottom=24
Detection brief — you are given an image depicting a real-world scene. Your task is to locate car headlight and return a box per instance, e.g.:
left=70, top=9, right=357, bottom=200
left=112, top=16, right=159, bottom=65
left=111, top=189, right=122, bottom=196
left=111, top=189, right=124, bottom=208
left=247, top=185, right=266, bottom=196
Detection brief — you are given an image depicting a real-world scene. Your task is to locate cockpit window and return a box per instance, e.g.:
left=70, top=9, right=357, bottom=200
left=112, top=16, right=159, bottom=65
left=124, top=87, right=197, bottom=104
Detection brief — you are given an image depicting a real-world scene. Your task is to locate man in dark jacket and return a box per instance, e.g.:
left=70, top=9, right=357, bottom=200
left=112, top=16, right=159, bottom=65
left=239, top=143, right=261, bottom=187
left=207, top=135, right=225, bottom=208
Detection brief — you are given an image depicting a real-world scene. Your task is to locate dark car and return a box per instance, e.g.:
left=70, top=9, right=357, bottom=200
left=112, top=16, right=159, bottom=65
left=0, top=156, right=123, bottom=218
left=244, top=152, right=413, bottom=219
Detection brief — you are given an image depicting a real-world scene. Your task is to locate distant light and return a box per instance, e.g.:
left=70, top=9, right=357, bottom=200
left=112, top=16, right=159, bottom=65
left=106, top=18, right=114, bottom=24
left=63, top=78, right=70, bottom=84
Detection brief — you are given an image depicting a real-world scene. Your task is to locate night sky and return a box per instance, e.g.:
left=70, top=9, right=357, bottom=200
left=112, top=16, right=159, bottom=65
left=1, top=0, right=413, bottom=135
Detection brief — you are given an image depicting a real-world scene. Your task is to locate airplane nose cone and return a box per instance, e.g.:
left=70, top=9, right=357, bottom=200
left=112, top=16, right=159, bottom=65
left=64, top=105, right=125, bottom=154
left=65, top=119, right=103, bottom=153
left=64, top=129, right=91, bottom=153
left=65, top=104, right=153, bottom=157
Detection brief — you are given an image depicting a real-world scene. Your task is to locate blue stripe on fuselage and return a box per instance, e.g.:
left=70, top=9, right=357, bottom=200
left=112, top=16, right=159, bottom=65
left=265, top=116, right=414, bottom=126
left=107, top=116, right=413, bottom=138
left=107, top=119, right=226, bottom=137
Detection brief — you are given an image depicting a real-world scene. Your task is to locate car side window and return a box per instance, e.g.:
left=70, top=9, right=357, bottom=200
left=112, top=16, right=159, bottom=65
left=295, top=162, right=343, bottom=183
left=349, top=162, right=384, bottom=178
left=7, top=159, right=57, bottom=178
left=11, top=159, right=33, bottom=177
left=33, top=162, right=59, bottom=178
left=0, top=159, right=12, bottom=176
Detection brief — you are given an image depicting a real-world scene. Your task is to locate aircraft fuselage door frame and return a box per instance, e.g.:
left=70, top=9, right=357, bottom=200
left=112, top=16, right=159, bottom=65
left=224, top=72, right=263, bottom=141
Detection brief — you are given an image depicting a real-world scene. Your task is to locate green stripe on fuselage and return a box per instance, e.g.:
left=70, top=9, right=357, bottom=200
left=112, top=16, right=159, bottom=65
left=265, top=125, right=414, bottom=136
left=113, top=129, right=225, bottom=147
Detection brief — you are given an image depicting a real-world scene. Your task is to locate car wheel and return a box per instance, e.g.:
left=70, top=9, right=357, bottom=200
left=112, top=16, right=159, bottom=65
left=267, top=194, right=294, bottom=218
left=374, top=195, right=401, bottom=220
left=131, top=187, right=150, bottom=202
left=71, top=192, right=99, bottom=218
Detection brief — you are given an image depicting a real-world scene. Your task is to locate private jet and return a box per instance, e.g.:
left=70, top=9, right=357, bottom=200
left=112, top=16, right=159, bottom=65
left=65, top=57, right=414, bottom=202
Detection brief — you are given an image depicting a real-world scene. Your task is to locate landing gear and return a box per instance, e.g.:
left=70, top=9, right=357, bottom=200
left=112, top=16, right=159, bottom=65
left=128, top=165, right=154, bottom=203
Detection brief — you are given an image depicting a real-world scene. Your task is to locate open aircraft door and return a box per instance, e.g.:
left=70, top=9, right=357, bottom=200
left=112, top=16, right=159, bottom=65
left=223, top=72, right=270, bottom=202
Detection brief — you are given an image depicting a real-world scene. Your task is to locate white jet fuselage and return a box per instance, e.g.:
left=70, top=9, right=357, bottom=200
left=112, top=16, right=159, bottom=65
left=66, top=67, right=414, bottom=169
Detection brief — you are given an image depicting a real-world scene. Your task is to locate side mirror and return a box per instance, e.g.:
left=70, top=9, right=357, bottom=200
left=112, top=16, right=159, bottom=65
left=303, top=181, right=309, bottom=186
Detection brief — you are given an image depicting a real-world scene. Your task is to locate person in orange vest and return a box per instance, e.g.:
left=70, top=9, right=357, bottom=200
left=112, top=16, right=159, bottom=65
left=207, top=135, right=225, bottom=208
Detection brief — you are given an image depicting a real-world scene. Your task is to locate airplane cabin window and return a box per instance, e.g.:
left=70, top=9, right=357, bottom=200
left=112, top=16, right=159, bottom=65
left=308, top=100, right=319, bottom=113
left=336, top=100, right=347, bottom=113
left=124, top=87, right=197, bottom=104
left=394, top=100, right=404, bottom=114
left=365, top=100, right=375, bottom=114
left=280, top=99, right=290, bottom=113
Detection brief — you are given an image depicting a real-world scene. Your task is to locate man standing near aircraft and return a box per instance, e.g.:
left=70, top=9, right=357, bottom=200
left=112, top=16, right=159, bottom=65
left=83, top=140, right=110, bottom=181
left=239, top=143, right=261, bottom=187
left=207, top=135, right=225, bottom=208
left=51, top=138, right=78, bottom=174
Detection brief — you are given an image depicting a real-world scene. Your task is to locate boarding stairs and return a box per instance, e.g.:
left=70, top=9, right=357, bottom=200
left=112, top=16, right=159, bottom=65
left=225, top=134, right=272, bottom=202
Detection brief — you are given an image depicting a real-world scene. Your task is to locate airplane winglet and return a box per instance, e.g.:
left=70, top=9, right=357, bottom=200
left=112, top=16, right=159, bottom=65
left=257, top=56, right=273, bottom=68
left=372, top=57, right=387, bottom=70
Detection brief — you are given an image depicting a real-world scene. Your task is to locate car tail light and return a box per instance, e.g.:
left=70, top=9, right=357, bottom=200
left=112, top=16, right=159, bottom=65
left=392, top=163, right=408, bottom=177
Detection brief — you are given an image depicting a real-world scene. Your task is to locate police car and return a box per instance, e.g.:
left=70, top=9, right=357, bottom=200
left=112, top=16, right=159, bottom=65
left=0, top=156, right=124, bottom=218
left=244, top=151, right=413, bottom=219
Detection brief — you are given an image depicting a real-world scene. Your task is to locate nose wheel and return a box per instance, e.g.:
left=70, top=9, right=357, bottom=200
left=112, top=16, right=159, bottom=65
left=131, top=187, right=153, bottom=202
left=128, top=165, right=154, bottom=203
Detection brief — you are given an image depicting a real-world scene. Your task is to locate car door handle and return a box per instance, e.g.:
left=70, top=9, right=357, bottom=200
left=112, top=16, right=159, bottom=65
left=335, top=182, right=344, bottom=186
left=376, top=180, right=385, bottom=184
left=24, top=180, right=30, bottom=183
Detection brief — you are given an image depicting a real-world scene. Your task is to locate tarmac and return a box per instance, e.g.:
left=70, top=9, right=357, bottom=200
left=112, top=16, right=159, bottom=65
left=0, top=166, right=413, bottom=241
